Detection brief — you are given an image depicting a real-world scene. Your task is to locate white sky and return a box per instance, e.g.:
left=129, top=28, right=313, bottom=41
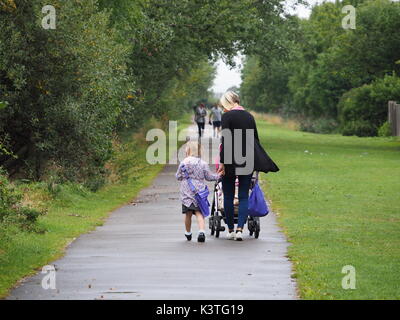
left=212, top=55, right=243, bottom=94
left=212, top=0, right=332, bottom=93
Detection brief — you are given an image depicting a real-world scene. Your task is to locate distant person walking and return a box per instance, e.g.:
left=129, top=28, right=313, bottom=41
left=209, top=104, right=223, bottom=138
left=194, top=103, right=207, bottom=137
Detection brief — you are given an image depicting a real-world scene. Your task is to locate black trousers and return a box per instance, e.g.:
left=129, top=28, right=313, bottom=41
left=197, top=122, right=205, bottom=137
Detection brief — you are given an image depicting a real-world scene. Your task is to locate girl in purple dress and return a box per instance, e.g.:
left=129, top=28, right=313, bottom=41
left=176, top=141, right=220, bottom=242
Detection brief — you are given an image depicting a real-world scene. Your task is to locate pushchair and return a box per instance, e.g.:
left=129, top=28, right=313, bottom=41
left=208, top=174, right=261, bottom=239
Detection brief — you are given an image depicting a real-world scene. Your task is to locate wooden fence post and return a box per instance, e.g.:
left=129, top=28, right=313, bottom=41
left=388, top=101, right=395, bottom=135
left=388, top=101, right=400, bottom=137
left=397, top=102, right=400, bottom=137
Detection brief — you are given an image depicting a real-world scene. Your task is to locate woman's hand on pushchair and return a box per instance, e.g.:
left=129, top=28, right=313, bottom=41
left=217, top=163, right=225, bottom=177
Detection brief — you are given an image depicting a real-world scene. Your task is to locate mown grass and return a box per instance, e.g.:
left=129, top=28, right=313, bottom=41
left=0, top=115, right=191, bottom=298
left=257, top=117, right=400, bottom=299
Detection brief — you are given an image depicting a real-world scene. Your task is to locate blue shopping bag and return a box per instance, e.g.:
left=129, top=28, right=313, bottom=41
left=193, top=185, right=210, bottom=218
left=181, top=164, right=210, bottom=217
left=248, top=179, right=269, bottom=217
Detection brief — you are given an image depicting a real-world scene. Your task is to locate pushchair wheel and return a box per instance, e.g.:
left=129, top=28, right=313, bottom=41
left=215, top=216, right=222, bottom=238
left=210, top=218, right=215, bottom=236
left=248, top=218, right=254, bottom=236
left=248, top=217, right=260, bottom=238
left=254, top=218, right=260, bottom=239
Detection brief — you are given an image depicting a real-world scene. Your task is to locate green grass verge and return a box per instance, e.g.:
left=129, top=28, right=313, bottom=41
left=258, top=119, right=400, bottom=299
left=0, top=115, right=191, bottom=298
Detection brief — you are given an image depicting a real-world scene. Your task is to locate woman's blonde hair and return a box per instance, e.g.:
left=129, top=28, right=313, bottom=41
left=220, top=91, right=240, bottom=111
left=185, top=140, right=202, bottom=158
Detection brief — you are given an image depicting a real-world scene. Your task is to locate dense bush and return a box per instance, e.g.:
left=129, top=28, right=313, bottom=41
left=299, top=117, right=339, bottom=134
left=378, top=121, right=392, bottom=137
left=338, top=75, right=400, bottom=136
left=0, top=168, right=20, bottom=213
left=341, top=120, right=377, bottom=137
left=0, top=168, right=42, bottom=231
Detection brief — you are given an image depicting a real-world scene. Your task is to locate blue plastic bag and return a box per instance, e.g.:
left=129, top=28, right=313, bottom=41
left=248, top=181, right=269, bottom=217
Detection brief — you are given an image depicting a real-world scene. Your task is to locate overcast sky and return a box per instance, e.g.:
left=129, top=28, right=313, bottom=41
left=212, top=0, right=333, bottom=93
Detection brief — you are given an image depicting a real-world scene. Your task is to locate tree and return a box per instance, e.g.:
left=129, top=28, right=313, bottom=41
left=102, top=0, right=292, bottom=120
left=241, top=0, right=400, bottom=136
left=0, top=0, right=302, bottom=185
left=0, top=0, right=133, bottom=186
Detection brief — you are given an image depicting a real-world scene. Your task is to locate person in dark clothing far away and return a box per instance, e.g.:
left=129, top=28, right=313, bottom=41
left=217, top=91, right=279, bottom=241
left=194, top=103, right=207, bottom=137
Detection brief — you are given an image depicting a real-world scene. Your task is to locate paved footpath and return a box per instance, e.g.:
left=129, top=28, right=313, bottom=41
left=8, top=125, right=297, bottom=300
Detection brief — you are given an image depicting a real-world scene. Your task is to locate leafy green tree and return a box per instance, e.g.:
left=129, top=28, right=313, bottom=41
left=241, top=56, right=291, bottom=113
left=338, top=74, right=400, bottom=136
left=0, top=0, right=133, bottom=186
left=1, top=0, right=302, bottom=186
left=241, top=0, right=400, bottom=136
left=288, top=2, right=345, bottom=118
left=303, top=0, right=400, bottom=119
left=101, top=0, right=292, bottom=121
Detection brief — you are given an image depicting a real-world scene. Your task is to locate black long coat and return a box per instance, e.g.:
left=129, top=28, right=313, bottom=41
left=220, top=110, right=279, bottom=177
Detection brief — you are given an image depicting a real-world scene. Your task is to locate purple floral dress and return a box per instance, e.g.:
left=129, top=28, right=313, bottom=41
left=176, top=156, right=219, bottom=208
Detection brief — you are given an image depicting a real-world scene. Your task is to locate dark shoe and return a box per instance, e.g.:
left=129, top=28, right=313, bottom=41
left=197, top=232, right=206, bottom=243
left=185, top=233, right=192, bottom=241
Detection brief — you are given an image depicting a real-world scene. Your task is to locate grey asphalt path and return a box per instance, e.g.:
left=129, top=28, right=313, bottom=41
left=8, top=125, right=297, bottom=300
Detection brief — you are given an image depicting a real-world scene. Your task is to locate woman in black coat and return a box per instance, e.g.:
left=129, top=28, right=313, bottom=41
left=217, top=91, right=279, bottom=241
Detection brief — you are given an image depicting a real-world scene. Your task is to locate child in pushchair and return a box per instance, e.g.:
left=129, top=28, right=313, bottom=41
left=209, top=161, right=261, bottom=239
